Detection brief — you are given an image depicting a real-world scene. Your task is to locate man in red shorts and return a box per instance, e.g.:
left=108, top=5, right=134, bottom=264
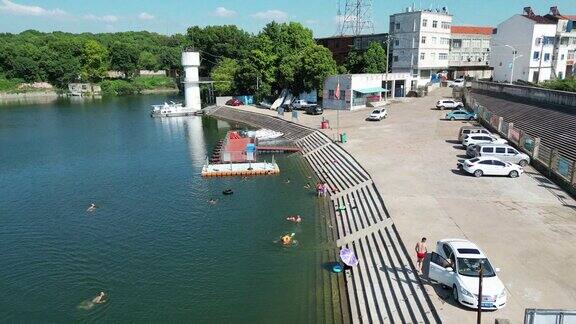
left=415, top=237, right=428, bottom=274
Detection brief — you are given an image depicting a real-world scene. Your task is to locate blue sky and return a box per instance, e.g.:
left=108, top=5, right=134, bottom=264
left=0, top=0, right=575, bottom=36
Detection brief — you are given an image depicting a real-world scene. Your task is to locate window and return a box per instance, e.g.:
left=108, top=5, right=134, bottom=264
left=495, top=147, right=506, bottom=154
left=420, top=52, right=425, bottom=60
left=432, top=20, right=438, bottom=28
left=543, top=36, right=554, bottom=45
left=533, top=51, right=540, bottom=60
left=441, top=21, right=450, bottom=29
left=457, top=258, right=496, bottom=277
left=431, top=37, right=437, bottom=44
left=393, top=55, right=399, bottom=62
left=451, top=39, right=462, bottom=48
left=340, top=90, right=345, bottom=100
left=560, top=37, right=569, bottom=45
left=462, top=39, right=470, bottom=48
left=544, top=53, right=550, bottom=61
left=479, top=160, right=492, bottom=165
left=328, top=90, right=335, bottom=99
left=394, top=39, right=400, bottom=46
left=442, top=244, right=454, bottom=259
left=395, top=23, right=400, bottom=30
left=422, top=19, right=427, bottom=27
left=440, top=37, right=450, bottom=45
left=561, top=54, right=565, bottom=60
left=482, top=147, right=494, bottom=153
left=421, top=36, right=426, bottom=44
left=535, top=37, right=542, bottom=46
left=507, top=148, right=518, bottom=155
left=493, top=160, right=506, bottom=166
left=439, top=53, right=448, bottom=60
left=568, top=51, right=575, bottom=60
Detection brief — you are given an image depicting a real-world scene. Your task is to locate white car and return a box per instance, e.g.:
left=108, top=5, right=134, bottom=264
left=462, top=134, right=507, bottom=147
left=429, top=239, right=507, bottom=310
left=459, top=156, right=524, bottom=178
left=436, top=99, right=463, bottom=110
left=367, top=108, right=388, bottom=121
left=450, top=79, right=471, bottom=88
left=291, top=99, right=316, bottom=110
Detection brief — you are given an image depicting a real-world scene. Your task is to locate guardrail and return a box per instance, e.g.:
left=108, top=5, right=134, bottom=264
left=472, top=81, right=576, bottom=107
left=524, top=309, right=576, bottom=323
left=462, top=88, right=576, bottom=194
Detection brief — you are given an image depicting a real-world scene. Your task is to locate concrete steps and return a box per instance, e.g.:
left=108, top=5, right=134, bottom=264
left=207, top=107, right=440, bottom=324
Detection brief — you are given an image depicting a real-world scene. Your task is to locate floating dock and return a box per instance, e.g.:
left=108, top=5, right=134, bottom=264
left=201, top=161, right=280, bottom=177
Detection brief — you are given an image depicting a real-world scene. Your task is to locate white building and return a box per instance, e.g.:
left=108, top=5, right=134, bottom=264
left=389, top=7, right=452, bottom=88
left=322, top=73, right=412, bottom=110
left=449, top=26, right=494, bottom=80
left=491, top=7, right=576, bottom=83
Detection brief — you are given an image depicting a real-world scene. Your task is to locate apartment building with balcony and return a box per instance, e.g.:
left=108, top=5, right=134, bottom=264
left=448, top=26, right=494, bottom=79
left=389, top=7, right=452, bottom=88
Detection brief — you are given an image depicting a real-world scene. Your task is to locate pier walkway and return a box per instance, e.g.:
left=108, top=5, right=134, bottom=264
left=208, top=107, right=441, bottom=324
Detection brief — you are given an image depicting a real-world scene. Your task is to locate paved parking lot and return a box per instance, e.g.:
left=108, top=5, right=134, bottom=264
left=235, top=88, right=576, bottom=323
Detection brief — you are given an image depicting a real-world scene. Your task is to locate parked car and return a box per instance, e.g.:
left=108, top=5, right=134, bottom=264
left=458, top=156, right=523, bottom=177
left=366, top=108, right=388, bottom=121
left=458, top=126, right=492, bottom=141
left=226, top=98, right=242, bottom=106
left=305, top=105, right=323, bottom=115
left=450, top=79, right=465, bottom=88
left=467, top=144, right=530, bottom=166
left=279, top=103, right=292, bottom=112
left=428, top=239, right=507, bottom=310
left=446, top=109, right=476, bottom=121
left=292, top=99, right=317, bottom=110
left=462, top=134, right=507, bottom=147
left=436, top=99, right=464, bottom=110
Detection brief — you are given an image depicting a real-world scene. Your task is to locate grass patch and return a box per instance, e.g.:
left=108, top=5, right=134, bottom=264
left=132, top=75, right=176, bottom=90
left=100, top=79, right=139, bottom=96
left=0, top=76, right=24, bottom=92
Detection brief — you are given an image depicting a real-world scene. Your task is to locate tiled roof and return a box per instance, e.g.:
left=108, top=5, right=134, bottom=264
left=451, top=25, right=493, bottom=35
left=522, top=14, right=556, bottom=24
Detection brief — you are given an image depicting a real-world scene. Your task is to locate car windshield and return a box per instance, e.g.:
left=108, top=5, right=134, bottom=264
left=457, top=257, right=496, bottom=277
left=372, top=110, right=381, bottom=114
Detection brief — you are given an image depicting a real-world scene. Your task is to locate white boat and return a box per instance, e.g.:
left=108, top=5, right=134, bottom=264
left=246, top=128, right=284, bottom=140
left=150, top=101, right=199, bottom=117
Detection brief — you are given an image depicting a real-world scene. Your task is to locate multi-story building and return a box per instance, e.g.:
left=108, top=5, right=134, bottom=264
left=491, top=6, right=576, bottom=83
left=448, top=26, right=494, bottom=79
left=316, top=33, right=388, bottom=65
left=389, top=7, right=452, bottom=88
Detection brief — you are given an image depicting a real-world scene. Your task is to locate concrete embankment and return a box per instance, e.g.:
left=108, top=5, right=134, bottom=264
left=0, top=91, right=59, bottom=104
left=207, top=106, right=441, bottom=324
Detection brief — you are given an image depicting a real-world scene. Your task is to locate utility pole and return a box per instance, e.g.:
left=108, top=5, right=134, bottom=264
left=256, top=76, right=260, bottom=91
left=505, top=45, right=522, bottom=84
left=384, top=35, right=394, bottom=102
left=537, top=35, right=545, bottom=83
left=476, top=263, right=483, bottom=324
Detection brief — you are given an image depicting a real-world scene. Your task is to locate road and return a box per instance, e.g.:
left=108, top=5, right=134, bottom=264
left=234, top=87, right=576, bottom=323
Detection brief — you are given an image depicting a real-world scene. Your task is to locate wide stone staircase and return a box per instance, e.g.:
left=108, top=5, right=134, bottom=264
left=208, top=107, right=441, bottom=324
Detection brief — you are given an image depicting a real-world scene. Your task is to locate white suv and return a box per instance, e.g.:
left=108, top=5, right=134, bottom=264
left=462, top=134, right=506, bottom=147
left=367, top=108, right=388, bottom=121
left=429, top=239, right=507, bottom=310
left=436, top=99, right=464, bottom=110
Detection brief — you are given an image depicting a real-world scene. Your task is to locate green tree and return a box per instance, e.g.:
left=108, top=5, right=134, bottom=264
left=210, top=57, right=238, bottom=95
left=293, top=44, right=337, bottom=95
left=109, top=42, right=139, bottom=78
left=138, top=51, right=159, bottom=71
left=7, top=56, right=43, bottom=82
left=80, top=40, right=108, bottom=82
left=362, top=42, right=387, bottom=73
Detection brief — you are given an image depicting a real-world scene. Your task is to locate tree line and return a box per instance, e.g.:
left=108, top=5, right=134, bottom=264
left=0, top=22, right=388, bottom=99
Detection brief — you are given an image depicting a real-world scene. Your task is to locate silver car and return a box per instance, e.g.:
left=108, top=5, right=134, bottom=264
left=467, top=143, right=530, bottom=166
left=458, top=126, right=492, bottom=142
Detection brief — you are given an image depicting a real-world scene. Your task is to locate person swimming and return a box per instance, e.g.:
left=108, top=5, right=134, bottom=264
left=303, top=182, right=311, bottom=189
left=280, top=233, right=295, bottom=245
left=86, top=203, right=96, bottom=212
left=208, top=198, right=218, bottom=205
left=284, top=178, right=291, bottom=184
left=286, top=215, right=302, bottom=223
left=78, top=291, right=106, bottom=310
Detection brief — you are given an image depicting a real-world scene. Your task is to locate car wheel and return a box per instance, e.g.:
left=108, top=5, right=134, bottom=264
left=509, top=170, right=519, bottom=178
left=452, top=285, right=459, bottom=303
left=469, top=117, right=474, bottom=120
left=519, top=160, right=528, bottom=167
left=450, top=117, right=455, bottom=121
left=474, top=169, right=483, bottom=177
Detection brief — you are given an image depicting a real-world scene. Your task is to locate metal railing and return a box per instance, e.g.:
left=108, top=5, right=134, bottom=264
left=524, top=308, right=576, bottom=323
left=465, top=90, right=576, bottom=193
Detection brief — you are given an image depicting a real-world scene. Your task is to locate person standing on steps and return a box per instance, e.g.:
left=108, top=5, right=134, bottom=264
left=415, top=237, right=428, bottom=274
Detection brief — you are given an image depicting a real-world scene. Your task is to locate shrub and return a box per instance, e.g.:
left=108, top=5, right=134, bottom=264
left=132, top=75, right=176, bottom=90
left=0, top=76, right=23, bottom=92
left=100, top=79, right=138, bottom=95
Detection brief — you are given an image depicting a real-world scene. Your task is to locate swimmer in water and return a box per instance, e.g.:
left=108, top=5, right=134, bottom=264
left=304, top=182, right=311, bottom=189
left=86, top=203, right=96, bottom=212
left=284, top=178, right=291, bottom=184
left=78, top=291, right=106, bottom=310
left=93, top=291, right=106, bottom=304
left=280, top=233, right=295, bottom=245
left=208, top=198, right=218, bottom=205
left=286, top=215, right=302, bottom=223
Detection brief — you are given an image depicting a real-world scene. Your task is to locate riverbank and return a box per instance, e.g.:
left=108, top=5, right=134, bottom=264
left=207, top=107, right=439, bottom=323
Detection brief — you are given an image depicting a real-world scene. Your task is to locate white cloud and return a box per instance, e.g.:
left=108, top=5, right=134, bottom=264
left=214, top=6, right=236, bottom=18
left=251, top=9, right=287, bottom=21
left=138, top=12, right=154, bottom=20
left=0, top=0, right=65, bottom=17
left=84, top=14, right=119, bottom=23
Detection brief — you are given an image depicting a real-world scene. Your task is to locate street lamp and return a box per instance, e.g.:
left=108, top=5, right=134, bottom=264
left=504, top=45, right=523, bottom=84
left=384, top=35, right=395, bottom=102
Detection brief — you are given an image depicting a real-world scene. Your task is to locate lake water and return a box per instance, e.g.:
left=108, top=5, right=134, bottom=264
left=0, top=95, right=328, bottom=322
